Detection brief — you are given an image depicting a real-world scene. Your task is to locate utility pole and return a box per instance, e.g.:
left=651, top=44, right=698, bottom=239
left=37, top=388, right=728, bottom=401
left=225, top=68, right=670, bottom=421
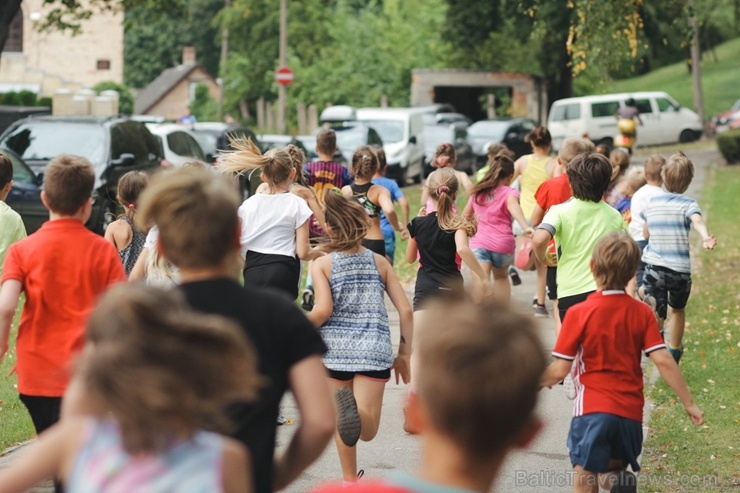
left=218, top=0, right=230, bottom=121
left=689, top=0, right=706, bottom=133
left=277, top=0, right=287, bottom=133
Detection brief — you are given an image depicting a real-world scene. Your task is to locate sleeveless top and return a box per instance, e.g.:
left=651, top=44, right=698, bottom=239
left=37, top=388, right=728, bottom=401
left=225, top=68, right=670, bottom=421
left=519, top=154, right=551, bottom=219
left=67, top=419, right=224, bottom=493
left=319, top=249, right=393, bottom=372
left=350, top=182, right=382, bottom=219
left=119, top=215, right=146, bottom=277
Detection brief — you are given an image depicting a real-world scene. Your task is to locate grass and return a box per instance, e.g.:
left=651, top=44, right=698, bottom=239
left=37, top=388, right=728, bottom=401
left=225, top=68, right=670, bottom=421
left=603, top=37, right=740, bottom=119
left=640, top=163, right=740, bottom=491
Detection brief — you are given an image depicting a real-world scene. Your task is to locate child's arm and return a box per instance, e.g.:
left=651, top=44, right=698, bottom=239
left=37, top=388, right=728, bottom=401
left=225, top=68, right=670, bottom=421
left=643, top=222, right=650, bottom=241
left=405, top=237, right=418, bottom=264
left=307, top=257, right=333, bottom=327
left=376, top=255, right=413, bottom=384
left=532, top=229, right=557, bottom=266
left=296, top=187, right=327, bottom=234
left=540, top=358, right=572, bottom=388
left=454, top=229, right=490, bottom=299
left=507, top=195, right=534, bottom=236
left=512, top=155, right=527, bottom=182
left=295, top=222, right=324, bottom=261
left=398, top=196, right=410, bottom=240
left=0, top=280, right=22, bottom=362
left=456, top=170, right=473, bottom=193
left=690, top=213, right=717, bottom=250
left=376, top=187, right=403, bottom=233
left=128, top=246, right=149, bottom=281
left=221, top=437, right=252, bottom=493
left=256, top=182, right=269, bottom=194
left=530, top=203, right=546, bottom=228
left=462, top=202, right=474, bottom=220
left=648, top=348, right=704, bottom=425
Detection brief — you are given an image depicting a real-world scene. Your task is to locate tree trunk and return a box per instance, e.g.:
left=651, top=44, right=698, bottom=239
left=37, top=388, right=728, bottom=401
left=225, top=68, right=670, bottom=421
left=689, top=0, right=706, bottom=132
left=0, top=0, right=23, bottom=67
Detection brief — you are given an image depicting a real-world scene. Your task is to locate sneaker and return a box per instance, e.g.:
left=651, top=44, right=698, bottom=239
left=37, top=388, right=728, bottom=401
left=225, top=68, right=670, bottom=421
left=562, top=374, right=576, bottom=400
left=509, top=266, right=522, bottom=286
left=301, top=287, right=314, bottom=311
left=610, top=470, right=637, bottom=493
left=668, top=345, right=684, bottom=364
left=335, top=387, right=361, bottom=447
left=533, top=303, right=549, bottom=318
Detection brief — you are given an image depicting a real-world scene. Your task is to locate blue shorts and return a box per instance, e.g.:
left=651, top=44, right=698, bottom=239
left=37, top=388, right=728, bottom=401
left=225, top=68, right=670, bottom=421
left=383, top=231, right=396, bottom=264
left=473, top=248, right=515, bottom=269
left=567, top=413, right=643, bottom=473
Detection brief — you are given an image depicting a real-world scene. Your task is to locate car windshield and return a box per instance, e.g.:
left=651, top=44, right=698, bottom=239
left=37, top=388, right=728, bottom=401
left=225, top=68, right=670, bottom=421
left=0, top=122, right=107, bottom=164
left=335, top=127, right=366, bottom=152
left=357, top=119, right=404, bottom=144
left=468, top=121, right=510, bottom=140
left=423, top=125, right=454, bottom=147
left=190, top=130, right=219, bottom=155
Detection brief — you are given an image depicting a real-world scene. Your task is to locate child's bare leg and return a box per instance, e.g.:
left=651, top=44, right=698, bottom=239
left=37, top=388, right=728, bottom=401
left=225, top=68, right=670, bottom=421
left=669, top=308, right=686, bottom=348
left=491, top=265, right=510, bottom=304
left=536, top=261, right=547, bottom=305
left=626, top=275, right=637, bottom=298
left=329, top=379, right=358, bottom=481
left=354, top=377, right=386, bottom=441
left=572, top=466, right=599, bottom=493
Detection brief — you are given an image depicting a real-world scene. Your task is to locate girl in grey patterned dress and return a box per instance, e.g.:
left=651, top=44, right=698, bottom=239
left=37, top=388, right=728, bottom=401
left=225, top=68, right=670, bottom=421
left=104, top=171, right=147, bottom=277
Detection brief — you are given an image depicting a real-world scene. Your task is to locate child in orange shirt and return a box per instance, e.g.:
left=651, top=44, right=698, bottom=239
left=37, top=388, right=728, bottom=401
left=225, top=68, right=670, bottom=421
left=0, top=155, right=125, bottom=440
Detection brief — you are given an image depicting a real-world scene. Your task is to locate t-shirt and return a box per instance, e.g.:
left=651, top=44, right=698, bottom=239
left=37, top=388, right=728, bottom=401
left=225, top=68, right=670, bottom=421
left=238, top=193, right=312, bottom=257
left=372, top=176, right=404, bottom=236
left=311, top=472, right=479, bottom=493
left=534, top=173, right=572, bottom=217
left=1, top=219, right=126, bottom=396
left=0, top=200, right=27, bottom=279
left=306, top=161, right=352, bottom=202
left=468, top=185, right=519, bottom=254
left=178, top=279, right=327, bottom=493
left=552, top=291, right=666, bottom=422
left=641, top=192, right=701, bottom=273
left=408, top=213, right=461, bottom=286
left=539, top=199, right=627, bottom=299
left=628, top=184, right=664, bottom=242
left=519, top=155, right=551, bottom=219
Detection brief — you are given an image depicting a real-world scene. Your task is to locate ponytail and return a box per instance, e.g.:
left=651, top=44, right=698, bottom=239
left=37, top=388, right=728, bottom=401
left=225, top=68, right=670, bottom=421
left=286, top=144, right=308, bottom=186
left=217, top=137, right=293, bottom=186
left=468, top=155, right=515, bottom=205
left=427, top=168, right=476, bottom=237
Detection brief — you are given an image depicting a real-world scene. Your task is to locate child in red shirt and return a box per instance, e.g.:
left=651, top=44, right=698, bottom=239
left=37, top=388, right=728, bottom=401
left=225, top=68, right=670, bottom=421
left=541, top=232, right=703, bottom=493
left=0, top=155, right=125, bottom=438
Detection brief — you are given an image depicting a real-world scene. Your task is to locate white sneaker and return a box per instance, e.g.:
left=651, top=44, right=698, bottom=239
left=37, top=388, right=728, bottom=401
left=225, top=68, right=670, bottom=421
left=563, top=373, right=576, bottom=400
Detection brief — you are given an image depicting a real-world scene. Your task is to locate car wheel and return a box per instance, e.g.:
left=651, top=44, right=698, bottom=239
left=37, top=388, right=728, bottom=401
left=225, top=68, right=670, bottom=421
left=679, top=129, right=697, bottom=143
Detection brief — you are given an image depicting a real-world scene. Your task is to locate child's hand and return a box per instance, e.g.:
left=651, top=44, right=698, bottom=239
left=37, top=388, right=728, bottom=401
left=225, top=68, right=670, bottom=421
left=392, top=353, right=411, bottom=385
left=544, top=249, right=558, bottom=267
left=524, top=227, right=535, bottom=238
left=702, top=235, right=717, bottom=250
left=400, top=228, right=409, bottom=241
left=685, top=403, right=704, bottom=426
left=418, top=206, right=427, bottom=217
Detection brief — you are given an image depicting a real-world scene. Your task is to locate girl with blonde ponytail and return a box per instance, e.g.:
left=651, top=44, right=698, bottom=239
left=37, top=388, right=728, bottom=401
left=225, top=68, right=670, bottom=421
left=218, top=138, right=324, bottom=299
left=463, top=155, right=534, bottom=303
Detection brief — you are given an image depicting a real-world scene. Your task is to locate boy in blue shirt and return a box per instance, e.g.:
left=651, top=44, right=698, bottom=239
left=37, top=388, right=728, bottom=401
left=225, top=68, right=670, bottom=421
left=371, top=149, right=409, bottom=264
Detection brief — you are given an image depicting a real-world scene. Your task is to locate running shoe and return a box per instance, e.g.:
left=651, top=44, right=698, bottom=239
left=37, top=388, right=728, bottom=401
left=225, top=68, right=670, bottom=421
left=562, top=373, right=576, bottom=400
left=610, top=470, right=637, bottom=493
left=509, top=266, right=522, bottom=286
left=533, top=303, right=549, bottom=318
left=301, top=286, right=314, bottom=311
left=335, top=387, right=361, bottom=447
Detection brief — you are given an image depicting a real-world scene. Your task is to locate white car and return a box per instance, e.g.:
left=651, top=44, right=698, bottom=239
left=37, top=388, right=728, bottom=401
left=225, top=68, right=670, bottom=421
left=146, top=123, right=207, bottom=168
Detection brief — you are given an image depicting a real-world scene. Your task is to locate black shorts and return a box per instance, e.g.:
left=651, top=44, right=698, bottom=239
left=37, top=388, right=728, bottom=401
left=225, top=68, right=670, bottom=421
left=243, top=251, right=300, bottom=300
left=362, top=239, right=386, bottom=257
left=327, top=368, right=391, bottom=382
left=19, top=394, right=62, bottom=434
left=412, top=270, right=464, bottom=311
left=643, top=264, right=692, bottom=319
left=558, top=291, right=595, bottom=323
left=546, top=266, right=558, bottom=300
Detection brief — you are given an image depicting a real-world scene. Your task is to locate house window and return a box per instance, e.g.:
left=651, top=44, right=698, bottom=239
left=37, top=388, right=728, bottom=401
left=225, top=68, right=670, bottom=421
left=6, top=9, right=23, bottom=53
left=97, top=59, right=111, bottom=70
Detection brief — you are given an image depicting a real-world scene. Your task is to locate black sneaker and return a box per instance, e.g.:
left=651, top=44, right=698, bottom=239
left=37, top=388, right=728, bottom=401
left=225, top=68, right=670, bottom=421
left=509, top=266, right=522, bottom=286
left=610, top=470, right=637, bottom=493
left=335, top=387, right=361, bottom=447
left=301, top=287, right=314, bottom=311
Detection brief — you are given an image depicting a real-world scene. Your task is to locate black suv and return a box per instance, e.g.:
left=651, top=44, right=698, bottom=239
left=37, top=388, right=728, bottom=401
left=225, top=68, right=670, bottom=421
left=0, top=116, right=162, bottom=234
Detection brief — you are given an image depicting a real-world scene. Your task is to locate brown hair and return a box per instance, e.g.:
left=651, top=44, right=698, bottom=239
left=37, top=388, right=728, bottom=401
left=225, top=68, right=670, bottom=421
left=469, top=155, right=515, bottom=205
left=486, top=144, right=515, bottom=165
left=558, top=138, right=595, bottom=168
left=79, top=284, right=260, bottom=453
left=286, top=144, right=308, bottom=186
left=316, top=128, right=337, bottom=156
left=376, top=148, right=387, bottom=172
left=351, top=145, right=379, bottom=179
left=434, top=142, right=457, bottom=168
left=662, top=152, right=694, bottom=193
left=525, top=126, right=552, bottom=149
left=137, top=167, right=240, bottom=269
left=643, top=155, right=666, bottom=183
left=322, top=188, right=371, bottom=252
left=217, top=137, right=293, bottom=187
left=426, top=168, right=476, bottom=236
left=591, top=232, right=641, bottom=290
left=625, top=166, right=646, bottom=195
left=416, top=297, right=545, bottom=458
left=0, top=154, right=12, bottom=189
left=608, top=149, right=630, bottom=182
left=568, top=153, right=613, bottom=202
left=43, top=155, right=95, bottom=215
left=117, top=171, right=148, bottom=221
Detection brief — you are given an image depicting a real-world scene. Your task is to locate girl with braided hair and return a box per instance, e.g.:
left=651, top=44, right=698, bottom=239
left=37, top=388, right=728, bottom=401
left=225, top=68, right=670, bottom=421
left=420, top=142, right=474, bottom=212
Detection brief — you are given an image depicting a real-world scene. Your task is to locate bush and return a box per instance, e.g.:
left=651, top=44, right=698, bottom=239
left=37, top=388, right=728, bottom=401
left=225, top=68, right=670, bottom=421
left=37, top=97, right=52, bottom=108
left=92, top=81, right=134, bottom=114
left=717, top=129, right=740, bottom=164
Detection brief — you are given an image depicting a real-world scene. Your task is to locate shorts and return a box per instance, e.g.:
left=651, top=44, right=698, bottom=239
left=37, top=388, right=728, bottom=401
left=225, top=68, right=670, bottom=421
left=643, top=264, right=692, bottom=319
left=473, top=248, right=515, bottom=269
left=567, top=413, right=643, bottom=473
left=327, top=368, right=391, bottom=382
left=546, top=266, right=558, bottom=300
left=383, top=231, right=396, bottom=264
left=413, top=270, right=464, bottom=312
left=362, top=239, right=386, bottom=257
left=558, top=290, right=594, bottom=323
left=635, top=240, right=648, bottom=286
left=244, top=251, right=301, bottom=300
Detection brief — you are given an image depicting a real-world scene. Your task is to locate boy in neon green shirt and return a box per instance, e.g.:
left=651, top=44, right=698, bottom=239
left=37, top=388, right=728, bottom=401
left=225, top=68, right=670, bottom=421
left=0, top=154, right=27, bottom=278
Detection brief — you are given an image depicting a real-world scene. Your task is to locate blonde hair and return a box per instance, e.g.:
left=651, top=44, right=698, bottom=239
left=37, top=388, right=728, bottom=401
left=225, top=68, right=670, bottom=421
left=137, top=167, right=240, bottom=269
left=44, top=155, right=95, bottom=215
left=286, top=144, right=308, bottom=186
left=350, top=145, right=379, bottom=179
left=644, top=155, right=666, bottom=182
left=625, top=166, right=646, bottom=195
left=322, top=188, right=371, bottom=251
left=416, top=297, right=545, bottom=459
left=558, top=138, right=595, bottom=167
left=217, top=137, right=293, bottom=186
left=426, top=168, right=476, bottom=237
left=591, top=232, right=641, bottom=290
left=79, top=284, right=261, bottom=453
left=662, top=152, right=694, bottom=193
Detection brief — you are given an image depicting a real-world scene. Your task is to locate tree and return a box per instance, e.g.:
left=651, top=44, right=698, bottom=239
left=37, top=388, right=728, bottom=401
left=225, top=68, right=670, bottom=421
left=92, top=81, right=135, bottom=114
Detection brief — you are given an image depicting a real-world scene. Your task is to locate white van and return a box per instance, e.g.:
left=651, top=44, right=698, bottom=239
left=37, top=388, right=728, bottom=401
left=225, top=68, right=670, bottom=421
left=356, top=107, right=426, bottom=185
left=547, top=92, right=703, bottom=150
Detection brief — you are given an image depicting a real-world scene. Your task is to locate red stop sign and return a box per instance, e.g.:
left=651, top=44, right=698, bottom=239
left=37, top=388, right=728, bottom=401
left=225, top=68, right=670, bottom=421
left=276, top=66, right=294, bottom=86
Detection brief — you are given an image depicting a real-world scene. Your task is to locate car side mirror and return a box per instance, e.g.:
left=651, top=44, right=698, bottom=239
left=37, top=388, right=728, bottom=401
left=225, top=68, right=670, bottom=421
left=111, top=153, right=135, bottom=167
left=409, top=135, right=417, bottom=145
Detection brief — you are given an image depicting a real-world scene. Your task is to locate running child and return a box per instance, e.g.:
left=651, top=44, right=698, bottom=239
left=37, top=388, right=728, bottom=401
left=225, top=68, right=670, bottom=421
left=342, top=146, right=405, bottom=257
left=605, top=149, right=630, bottom=207
left=542, top=232, right=704, bottom=493
left=474, top=143, right=514, bottom=182
left=0, top=284, right=260, bottom=493
left=629, top=155, right=666, bottom=289
left=463, top=154, right=533, bottom=304
left=104, top=170, right=148, bottom=277
left=641, top=152, right=716, bottom=363
left=308, top=189, right=413, bottom=484
left=218, top=138, right=324, bottom=300
left=372, top=148, right=409, bottom=264
left=420, top=143, right=473, bottom=210
left=0, top=154, right=26, bottom=278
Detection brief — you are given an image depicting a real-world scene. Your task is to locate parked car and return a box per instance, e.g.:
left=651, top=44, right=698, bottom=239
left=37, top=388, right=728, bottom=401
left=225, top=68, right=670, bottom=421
left=2, top=147, right=45, bottom=234
left=332, top=123, right=384, bottom=162
left=422, top=123, right=476, bottom=177
left=710, top=99, right=740, bottom=134
left=468, top=118, right=536, bottom=166
left=146, top=123, right=206, bottom=168
left=258, top=134, right=309, bottom=157
left=547, top=91, right=703, bottom=150
left=0, top=115, right=162, bottom=234
left=295, top=135, right=348, bottom=166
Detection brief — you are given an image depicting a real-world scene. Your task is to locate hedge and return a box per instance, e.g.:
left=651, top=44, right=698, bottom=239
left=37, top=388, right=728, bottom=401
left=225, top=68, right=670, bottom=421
left=717, top=128, right=740, bottom=164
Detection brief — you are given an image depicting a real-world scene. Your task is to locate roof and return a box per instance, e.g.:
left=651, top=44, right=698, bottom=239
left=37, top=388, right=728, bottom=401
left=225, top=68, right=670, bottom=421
left=135, top=62, right=205, bottom=114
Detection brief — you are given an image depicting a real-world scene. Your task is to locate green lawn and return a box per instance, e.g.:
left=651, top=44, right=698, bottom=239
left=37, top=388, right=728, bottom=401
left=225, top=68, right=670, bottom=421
left=604, top=37, right=740, bottom=119
left=640, top=163, right=740, bottom=491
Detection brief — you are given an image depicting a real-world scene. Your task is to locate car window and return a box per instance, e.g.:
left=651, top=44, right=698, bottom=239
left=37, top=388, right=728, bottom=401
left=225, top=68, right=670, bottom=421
left=357, top=120, right=404, bottom=144
left=468, top=121, right=510, bottom=140
left=167, top=132, right=193, bottom=157
left=1, top=122, right=106, bottom=164
left=550, top=103, right=581, bottom=122
left=1, top=150, right=35, bottom=184
left=521, top=120, right=535, bottom=132
left=656, top=98, right=677, bottom=112
left=111, top=121, right=159, bottom=164
left=454, top=127, right=467, bottom=141
left=591, top=101, right=620, bottom=117
left=635, top=99, right=653, bottom=114
left=368, top=128, right=383, bottom=147
left=185, top=134, right=206, bottom=160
